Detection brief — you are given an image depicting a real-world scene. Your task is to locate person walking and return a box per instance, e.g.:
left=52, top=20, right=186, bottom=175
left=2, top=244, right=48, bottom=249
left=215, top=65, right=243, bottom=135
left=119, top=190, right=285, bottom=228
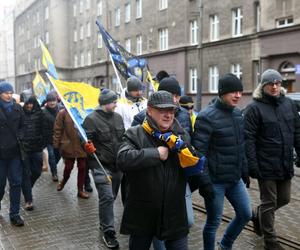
left=53, top=109, right=89, bottom=199
left=83, top=89, right=125, bottom=249
left=20, top=95, right=45, bottom=211
left=244, top=69, right=300, bottom=250
left=0, top=82, right=25, bottom=226
left=43, top=92, right=61, bottom=182
left=192, top=73, right=252, bottom=250
left=117, top=90, right=205, bottom=250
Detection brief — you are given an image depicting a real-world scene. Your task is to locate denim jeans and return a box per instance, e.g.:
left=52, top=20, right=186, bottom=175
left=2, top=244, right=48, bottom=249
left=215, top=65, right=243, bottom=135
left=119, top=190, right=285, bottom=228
left=92, top=166, right=121, bottom=233
left=130, top=235, right=188, bottom=250
left=0, top=157, right=23, bottom=218
left=21, top=151, right=43, bottom=202
left=203, top=179, right=252, bottom=250
left=46, top=145, right=60, bottom=176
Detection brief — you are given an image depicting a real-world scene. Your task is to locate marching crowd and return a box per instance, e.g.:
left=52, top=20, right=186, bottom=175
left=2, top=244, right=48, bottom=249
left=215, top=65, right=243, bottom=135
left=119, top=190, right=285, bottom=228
left=0, top=68, right=299, bottom=250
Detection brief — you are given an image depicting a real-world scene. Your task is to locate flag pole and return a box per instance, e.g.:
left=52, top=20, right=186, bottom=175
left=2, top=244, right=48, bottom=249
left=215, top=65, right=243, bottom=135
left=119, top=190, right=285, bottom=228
left=45, top=73, right=112, bottom=183
left=109, top=52, right=124, bottom=93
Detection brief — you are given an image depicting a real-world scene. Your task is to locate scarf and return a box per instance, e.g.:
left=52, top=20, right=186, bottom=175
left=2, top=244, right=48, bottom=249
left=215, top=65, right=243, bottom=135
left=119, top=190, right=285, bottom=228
left=142, top=120, right=205, bottom=176
left=0, top=98, right=14, bottom=113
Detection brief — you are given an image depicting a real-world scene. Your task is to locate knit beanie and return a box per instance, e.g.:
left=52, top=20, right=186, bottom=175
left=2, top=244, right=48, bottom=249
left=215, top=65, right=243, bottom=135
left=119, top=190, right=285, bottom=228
left=218, top=73, right=243, bottom=96
left=98, top=88, right=118, bottom=105
left=0, top=81, right=14, bottom=94
left=153, top=70, right=169, bottom=83
left=158, top=77, right=181, bottom=96
left=260, top=69, right=283, bottom=86
left=127, top=76, right=144, bottom=92
left=46, top=92, right=57, bottom=102
left=179, top=95, right=194, bottom=109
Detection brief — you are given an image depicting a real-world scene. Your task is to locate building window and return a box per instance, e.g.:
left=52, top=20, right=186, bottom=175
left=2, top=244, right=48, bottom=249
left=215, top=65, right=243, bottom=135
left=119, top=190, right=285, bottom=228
left=74, top=30, right=77, bottom=42
left=210, top=14, right=219, bottom=41
left=86, top=0, right=90, bottom=10
left=74, top=54, right=78, bottom=67
left=231, top=63, right=242, bottom=80
left=209, top=66, right=219, bottom=93
left=276, top=17, right=294, bottom=28
left=45, top=31, right=49, bottom=44
left=80, top=25, right=84, bottom=40
left=27, top=29, right=30, bottom=40
left=45, top=6, right=49, bottom=20
left=73, top=4, right=77, bottom=17
left=190, top=20, right=198, bottom=45
left=80, top=52, right=85, bottom=67
left=115, top=8, right=120, bottom=26
left=80, top=0, right=83, bottom=13
left=189, top=68, right=197, bottom=93
left=97, top=0, right=103, bottom=16
left=136, top=35, right=142, bottom=55
left=36, top=12, right=40, bottom=24
left=34, top=36, right=37, bottom=48
left=87, top=50, right=92, bottom=65
left=232, top=7, right=243, bottom=37
left=86, top=22, right=91, bottom=37
left=159, top=0, right=168, bottom=10
left=255, top=2, right=260, bottom=32
left=136, top=0, right=142, bottom=18
left=98, top=35, right=103, bottom=48
left=159, top=28, right=168, bottom=51
left=125, top=38, right=131, bottom=52
left=28, top=52, right=31, bottom=63
left=125, top=3, right=131, bottom=23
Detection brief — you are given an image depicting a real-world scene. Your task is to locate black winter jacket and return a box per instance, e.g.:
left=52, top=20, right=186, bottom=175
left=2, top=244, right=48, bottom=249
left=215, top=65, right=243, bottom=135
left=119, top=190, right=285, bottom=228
left=131, top=106, right=192, bottom=135
left=192, top=98, right=247, bottom=183
left=117, top=117, right=189, bottom=240
left=83, top=107, right=125, bottom=173
left=42, top=106, right=59, bottom=145
left=244, top=91, right=300, bottom=180
left=22, top=97, right=45, bottom=152
left=0, top=103, right=24, bottom=159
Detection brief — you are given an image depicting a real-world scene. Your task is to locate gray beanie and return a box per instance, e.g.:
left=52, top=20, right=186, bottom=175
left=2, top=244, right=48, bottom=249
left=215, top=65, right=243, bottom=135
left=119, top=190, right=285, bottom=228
left=99, top=88, right=118, bottom=105
left=127, top=76, right=144, bottom=92
left=261, top=69, right=283, bottom=86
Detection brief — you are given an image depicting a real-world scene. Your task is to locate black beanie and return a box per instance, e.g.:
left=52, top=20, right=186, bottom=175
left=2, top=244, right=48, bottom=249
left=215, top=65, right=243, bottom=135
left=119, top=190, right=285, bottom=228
left=127, top=76, right=144, bottom=92
left=218, top=73, right=243, bottom=96
left=153, top=70, right=169, bottom=83
left=158, top=77, right=181, bottom=96
left=179, top=95, right=194, bottom=108
left=46, top=92, right=57, bottom=102
left=99, top=88, right=118, bottom=105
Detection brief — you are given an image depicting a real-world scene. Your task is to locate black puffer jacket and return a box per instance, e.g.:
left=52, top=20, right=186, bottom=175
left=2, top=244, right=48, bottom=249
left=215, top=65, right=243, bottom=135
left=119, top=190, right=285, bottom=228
left=42, top=105, right=59, bottom=145
left=117, top=117, right=189, bottom=240
left=192, top=98, right=247, bottom=183
left=83, top=107, right=125, bottom=173
left=22, top=97, right=45, bottom=152
left=131, top=107, right=192, bottom=135
left=244, top=90, right=300, bottom=180
left=0, top=103, right=24, bottom=159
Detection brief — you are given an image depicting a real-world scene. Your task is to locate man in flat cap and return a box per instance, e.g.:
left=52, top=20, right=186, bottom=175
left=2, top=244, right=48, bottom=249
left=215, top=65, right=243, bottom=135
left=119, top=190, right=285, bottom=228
left=244, top=69, right=300, bottom=250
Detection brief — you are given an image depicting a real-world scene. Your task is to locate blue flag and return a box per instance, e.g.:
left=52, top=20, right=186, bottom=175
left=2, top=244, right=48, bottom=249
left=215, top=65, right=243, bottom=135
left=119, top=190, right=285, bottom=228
left=96, top=20, right=147, bottom=81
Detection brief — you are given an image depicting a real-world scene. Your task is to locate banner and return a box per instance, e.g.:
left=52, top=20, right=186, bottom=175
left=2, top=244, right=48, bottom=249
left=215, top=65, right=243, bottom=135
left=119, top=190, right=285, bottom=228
left=39, top=39, right=59, bottom=79
left=96, top=20, right=147, bottom=81
left=32, top=70, right=51, bottom=105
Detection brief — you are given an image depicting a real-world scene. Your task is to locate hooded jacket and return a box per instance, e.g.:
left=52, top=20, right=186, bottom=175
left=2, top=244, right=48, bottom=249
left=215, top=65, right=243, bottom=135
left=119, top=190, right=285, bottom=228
left=244, top=85, right=300, bottom=180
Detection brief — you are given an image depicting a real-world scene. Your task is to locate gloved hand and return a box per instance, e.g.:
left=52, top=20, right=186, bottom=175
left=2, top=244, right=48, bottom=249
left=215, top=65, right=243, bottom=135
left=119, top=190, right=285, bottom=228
left=242, top=174, right=250, bottom=188
left=199, top=183, right=215, bottom=201
left=84, top=141, right=96, bottom=154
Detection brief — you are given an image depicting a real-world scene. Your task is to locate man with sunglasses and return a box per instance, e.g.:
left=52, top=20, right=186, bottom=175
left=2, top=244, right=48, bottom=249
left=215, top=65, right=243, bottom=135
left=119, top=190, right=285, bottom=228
left=244, top=69, right=300, bottom=250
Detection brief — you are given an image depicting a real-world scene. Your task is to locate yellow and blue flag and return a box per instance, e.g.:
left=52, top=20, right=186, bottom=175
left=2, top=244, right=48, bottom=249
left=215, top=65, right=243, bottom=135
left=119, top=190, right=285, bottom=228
left=39, top=39, right=59, bottom=79
left=47, top=74, right=100, bottom=141
left=96, top=20, right=147, bottom=81
left=146, top=70, right=159, bottom=92
left=32, top=70, right=51, bottom=105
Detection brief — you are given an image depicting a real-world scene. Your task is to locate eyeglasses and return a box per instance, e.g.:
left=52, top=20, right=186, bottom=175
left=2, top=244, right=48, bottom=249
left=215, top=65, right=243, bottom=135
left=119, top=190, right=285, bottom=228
left=266, top=81, right=281, bottom=86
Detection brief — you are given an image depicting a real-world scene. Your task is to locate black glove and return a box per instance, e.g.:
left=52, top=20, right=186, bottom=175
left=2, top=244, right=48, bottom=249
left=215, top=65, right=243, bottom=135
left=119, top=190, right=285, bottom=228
left=199, top=183, right=215, bottom=201
left=242, top=175, right=250, bottom=188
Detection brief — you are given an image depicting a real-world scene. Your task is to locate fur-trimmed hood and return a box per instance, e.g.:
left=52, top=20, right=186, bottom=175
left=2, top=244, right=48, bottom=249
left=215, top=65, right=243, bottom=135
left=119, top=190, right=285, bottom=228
left=253, top=83, right=287, bottom=100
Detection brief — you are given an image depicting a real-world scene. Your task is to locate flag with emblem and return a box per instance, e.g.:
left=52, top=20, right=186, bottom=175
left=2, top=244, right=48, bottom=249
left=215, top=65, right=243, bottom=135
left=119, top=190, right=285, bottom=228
left=32, top=70, right=51, bottom=105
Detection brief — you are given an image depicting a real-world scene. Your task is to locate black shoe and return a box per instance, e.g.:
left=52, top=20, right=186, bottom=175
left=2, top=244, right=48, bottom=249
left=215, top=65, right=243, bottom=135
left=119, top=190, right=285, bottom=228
left=252, top=209, right=262, bottom=236
left=264, top=240, right=286, bottom=250
left=52, top=174, right=58, bottom=182
left=84, top=184, right=93, bottom=193
left=10, top=215, right=24, bottom=227
left=103, top=231, right=119, bottom=249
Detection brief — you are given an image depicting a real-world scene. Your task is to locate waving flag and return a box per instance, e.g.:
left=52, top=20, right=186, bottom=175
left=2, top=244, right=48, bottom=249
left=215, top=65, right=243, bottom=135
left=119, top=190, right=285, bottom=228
left=96, top=20, right=147, bottom=81
left=32, top=71, right=51, bottom=105
left=39, top=39, right=59, bottom=79
left=146, top=70, right=159, bottom=92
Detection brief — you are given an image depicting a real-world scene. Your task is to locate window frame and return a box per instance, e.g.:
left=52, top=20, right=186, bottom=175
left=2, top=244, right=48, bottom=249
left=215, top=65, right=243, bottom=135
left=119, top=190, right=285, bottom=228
left=159, top=28, right=168, bottom=51
left=232, top=7, right=243, bottom=37
left=136, top=0, right=142, bottom=19
left=190, top=20, right=198, bottom=45
left=210, top=14, right=219, bottom=41
left=189, top=68, right=198, bottom=93
left=209, top=66, right=219, bottom=93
